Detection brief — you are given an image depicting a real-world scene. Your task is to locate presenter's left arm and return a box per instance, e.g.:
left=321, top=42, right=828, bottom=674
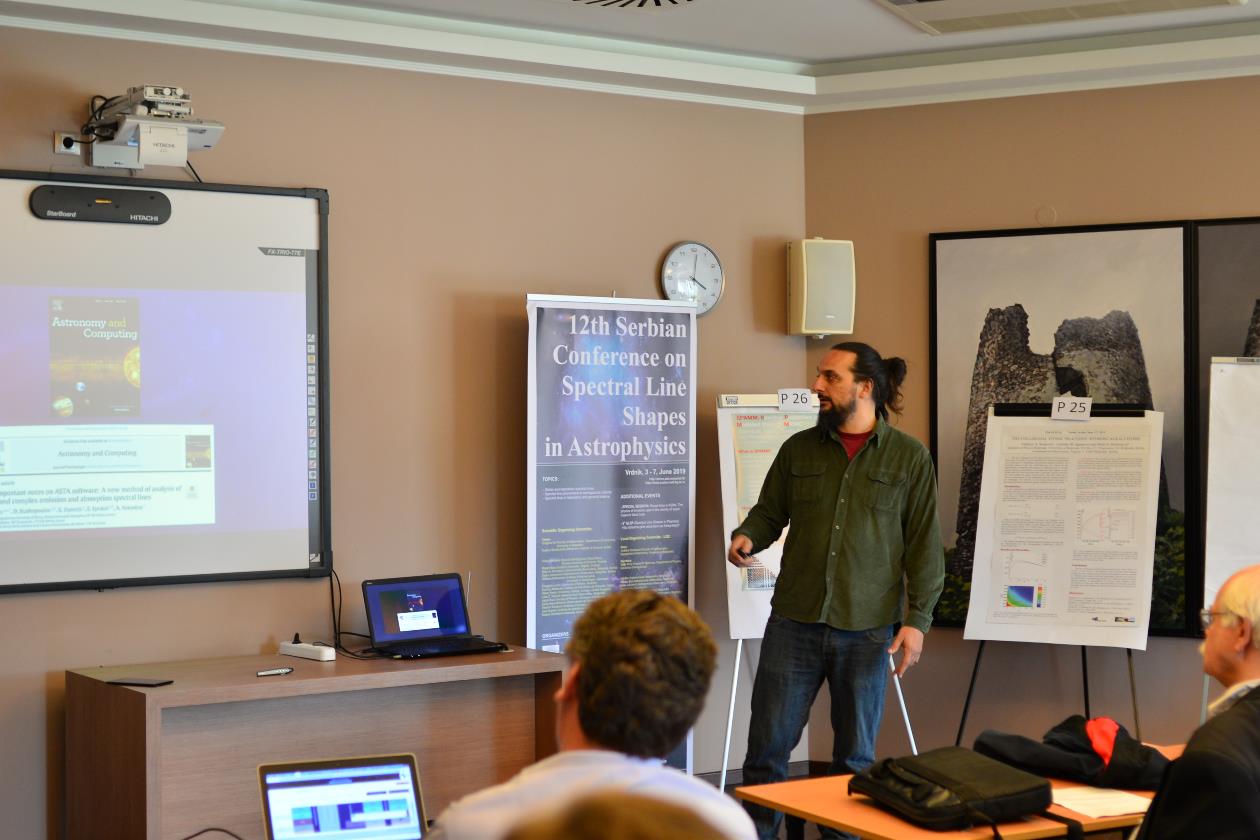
left=891, top=449, right=945, bottom=677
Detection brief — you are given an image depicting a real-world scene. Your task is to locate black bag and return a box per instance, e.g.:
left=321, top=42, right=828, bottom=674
left=848, top=746, right=1082, bottom=838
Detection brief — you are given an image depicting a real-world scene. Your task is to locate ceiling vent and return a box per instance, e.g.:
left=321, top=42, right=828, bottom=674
left=873, top=0, right=1248, bottom=35
left=560, top=0, right=694, bottom=8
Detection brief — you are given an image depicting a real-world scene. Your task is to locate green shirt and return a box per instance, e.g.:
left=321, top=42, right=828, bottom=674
left=733, top=418, right=944, bottom=634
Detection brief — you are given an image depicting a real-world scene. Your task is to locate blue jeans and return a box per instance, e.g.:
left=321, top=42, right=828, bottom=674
left=742, top=613, right=892, bottom=840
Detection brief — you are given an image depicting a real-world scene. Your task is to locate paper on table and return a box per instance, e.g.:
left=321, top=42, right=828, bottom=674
left=1052, top=787, right=1152, bottom=818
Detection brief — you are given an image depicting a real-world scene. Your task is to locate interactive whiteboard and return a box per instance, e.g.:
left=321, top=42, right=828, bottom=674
left=0, top=170, right=330, bottom=592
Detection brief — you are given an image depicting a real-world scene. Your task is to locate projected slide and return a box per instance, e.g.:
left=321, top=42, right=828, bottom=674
left=0, top=424, right=215, bottom=532
left=0, top=173, right=328, bottom=590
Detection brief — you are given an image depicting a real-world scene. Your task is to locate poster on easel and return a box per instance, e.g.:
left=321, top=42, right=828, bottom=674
left=716, top=394, right=818, bottom=640
left=1205, top=358, right=1260, bottom=606
left=963, top=407, right=1163, bottom=650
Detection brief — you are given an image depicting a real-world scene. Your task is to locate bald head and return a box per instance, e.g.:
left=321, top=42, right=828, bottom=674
left=1217, top=565, right=1260, bottom=646
left=1203, top=564, right=1260, bottom=687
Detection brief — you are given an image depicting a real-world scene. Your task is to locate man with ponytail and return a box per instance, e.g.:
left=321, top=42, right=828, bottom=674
left=728, top=342, right=945, bottom=840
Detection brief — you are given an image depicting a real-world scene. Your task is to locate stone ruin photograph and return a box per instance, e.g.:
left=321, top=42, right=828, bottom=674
left=931, top=225, right=1189, bottom=632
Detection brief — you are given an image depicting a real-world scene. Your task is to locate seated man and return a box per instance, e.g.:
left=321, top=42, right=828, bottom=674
left=1137, top=564, right=1260, bottom=839
left=427, top=590, right=756, bottom=840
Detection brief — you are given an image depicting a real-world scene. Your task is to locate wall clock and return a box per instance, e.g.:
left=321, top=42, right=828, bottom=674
left=660, top=241, right=724, bottom=315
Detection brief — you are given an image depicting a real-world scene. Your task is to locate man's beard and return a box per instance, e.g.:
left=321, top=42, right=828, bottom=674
left=817, top=395, right=858, bottom=432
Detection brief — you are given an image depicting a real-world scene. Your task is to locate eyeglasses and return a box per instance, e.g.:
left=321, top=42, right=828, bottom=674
left=1200, top=608, right=1236, bottom=630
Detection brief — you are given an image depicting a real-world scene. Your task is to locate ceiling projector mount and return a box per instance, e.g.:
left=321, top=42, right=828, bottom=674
left=55, top=84, right=226, bottom=171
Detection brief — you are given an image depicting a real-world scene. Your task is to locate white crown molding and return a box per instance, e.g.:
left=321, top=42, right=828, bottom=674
left=0, top=14, right=809, bottom=114
left=808, top=28, right=1260, bottom=112
left=3, top=0, right=1260, bottom=113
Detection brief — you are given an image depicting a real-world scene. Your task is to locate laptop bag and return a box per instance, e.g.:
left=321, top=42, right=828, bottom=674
left=848, top=746, right=1081, bottom=838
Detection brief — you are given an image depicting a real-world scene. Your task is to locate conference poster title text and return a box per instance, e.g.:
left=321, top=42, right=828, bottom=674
left=543, top=311, right=690, bottom=462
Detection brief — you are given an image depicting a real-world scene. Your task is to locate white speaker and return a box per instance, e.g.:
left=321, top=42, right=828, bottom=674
left=787, top=238, right=855, bottom=336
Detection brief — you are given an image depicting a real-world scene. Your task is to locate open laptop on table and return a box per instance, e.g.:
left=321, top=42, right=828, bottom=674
left=260, top=753, right=426, bottom=840
left=362, top=573, right=508, bottom=659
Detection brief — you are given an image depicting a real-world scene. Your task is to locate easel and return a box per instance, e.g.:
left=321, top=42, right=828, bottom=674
left=954, top=402, right=1150, bottom=745
left=719, top=637, right=810, bottom=840
left=954, top=640, right=1143, bottom=745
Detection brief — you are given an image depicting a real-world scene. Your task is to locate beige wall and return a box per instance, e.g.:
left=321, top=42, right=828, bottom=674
left=802, top=79, right=1260, bottom=760
left=0, top=28, right=806, bottom=839
left=4, top=23, right=1251, bottom=839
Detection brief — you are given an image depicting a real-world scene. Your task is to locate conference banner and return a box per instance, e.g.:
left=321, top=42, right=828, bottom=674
left=526, top=295, right=696, bottom=652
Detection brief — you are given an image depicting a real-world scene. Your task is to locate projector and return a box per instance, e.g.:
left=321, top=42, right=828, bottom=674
left=79, top=84, right=225, bottom=171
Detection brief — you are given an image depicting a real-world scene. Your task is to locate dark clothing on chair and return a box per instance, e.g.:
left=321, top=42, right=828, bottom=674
left=974, top=715, right=1168, bottom=790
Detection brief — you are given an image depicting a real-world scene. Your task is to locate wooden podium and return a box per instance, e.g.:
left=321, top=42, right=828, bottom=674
left=65, top=647, right=566, bottom=840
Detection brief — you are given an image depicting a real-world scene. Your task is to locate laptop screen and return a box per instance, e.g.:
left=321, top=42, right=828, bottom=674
left=363, top=574, right=471, bottom=645
left=259, top=754, right=425, bottom=840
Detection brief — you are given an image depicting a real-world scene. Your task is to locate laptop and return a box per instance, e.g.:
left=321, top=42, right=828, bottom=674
left=259, top=753, right=426, bottom=840
left=362, top=573, right=509, bottom=659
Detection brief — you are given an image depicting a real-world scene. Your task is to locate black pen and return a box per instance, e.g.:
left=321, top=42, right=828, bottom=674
left=257, top=667, right=293, bottom=677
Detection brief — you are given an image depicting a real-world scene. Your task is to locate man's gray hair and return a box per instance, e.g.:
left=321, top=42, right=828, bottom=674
left=1217, top=565, right=1260, bottom=650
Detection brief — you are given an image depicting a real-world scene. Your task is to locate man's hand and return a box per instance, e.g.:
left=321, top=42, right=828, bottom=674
left=888, top=626, right=924, bottom=677
left=728, top=535, right=755, bottom=567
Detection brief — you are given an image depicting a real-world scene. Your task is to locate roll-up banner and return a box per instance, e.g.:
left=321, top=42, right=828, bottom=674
left=526, top=295, right=697, bottom=652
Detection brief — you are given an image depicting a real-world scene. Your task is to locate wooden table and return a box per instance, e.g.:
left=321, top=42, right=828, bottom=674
left=66, top=647, right=566, bottom=840
left=737, top=772, right=1163, bottom=840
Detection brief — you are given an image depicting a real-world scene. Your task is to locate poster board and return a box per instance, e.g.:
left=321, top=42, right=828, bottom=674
left=1204, top=358, right=1260, bottom=607
left=715, top=394, right=818, bottom=640
left=963, top=408, right=1164, bottom=650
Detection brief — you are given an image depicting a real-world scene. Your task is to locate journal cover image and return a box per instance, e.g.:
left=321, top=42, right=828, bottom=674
left=49, top=296, right=141, bottom=418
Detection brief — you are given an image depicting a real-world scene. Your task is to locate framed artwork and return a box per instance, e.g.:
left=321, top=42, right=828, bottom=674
left=929, top=223, right=1196, bottom=635
left=1194, top=218, right=1260, bottom=472
left=1193, top=219, right=1260, bottom=604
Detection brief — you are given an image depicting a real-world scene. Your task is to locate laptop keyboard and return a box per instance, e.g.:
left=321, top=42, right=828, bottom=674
left=389, top=637, right=506, bottom=658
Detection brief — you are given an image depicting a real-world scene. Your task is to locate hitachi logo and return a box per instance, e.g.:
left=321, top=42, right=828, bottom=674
left=46, top=209, right=77, bottom=218
left=130, top=214, right=159, bottom=222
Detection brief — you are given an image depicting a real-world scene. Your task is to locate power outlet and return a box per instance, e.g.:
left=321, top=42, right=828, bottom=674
left=54, top=132, right=81, bottom=156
